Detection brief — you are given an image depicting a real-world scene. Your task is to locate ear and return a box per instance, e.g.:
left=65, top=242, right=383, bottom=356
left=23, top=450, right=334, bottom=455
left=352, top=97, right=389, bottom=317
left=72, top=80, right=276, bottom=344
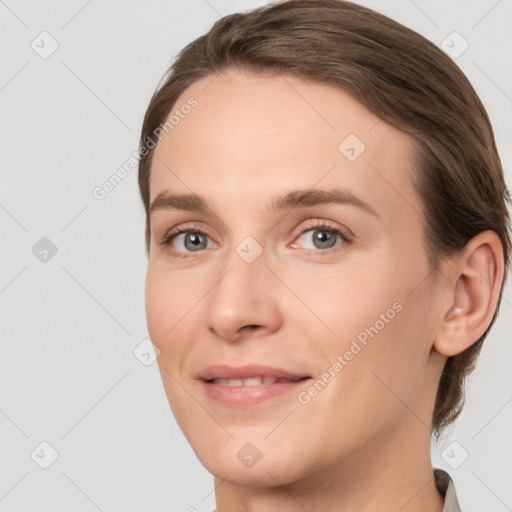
left=433, top=230, right=505, bottom=357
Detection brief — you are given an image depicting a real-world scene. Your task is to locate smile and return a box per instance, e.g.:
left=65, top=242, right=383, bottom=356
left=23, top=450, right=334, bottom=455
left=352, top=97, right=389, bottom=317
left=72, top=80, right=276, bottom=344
left=211, top=376, right=304, bottom=386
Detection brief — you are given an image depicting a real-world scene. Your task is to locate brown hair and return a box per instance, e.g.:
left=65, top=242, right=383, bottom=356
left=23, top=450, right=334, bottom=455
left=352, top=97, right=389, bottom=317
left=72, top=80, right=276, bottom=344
left=137, top=0, right=511, bottom=437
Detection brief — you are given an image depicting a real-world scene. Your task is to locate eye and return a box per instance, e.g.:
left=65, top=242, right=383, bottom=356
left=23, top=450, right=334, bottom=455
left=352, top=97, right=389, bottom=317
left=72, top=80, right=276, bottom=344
left=160, top=224, right=217, bottom=258
left=160, top=220, right=352, bottom=259
left=291, top=222, right=351, bottom=253
left=172, top=232, right=212, bottom=251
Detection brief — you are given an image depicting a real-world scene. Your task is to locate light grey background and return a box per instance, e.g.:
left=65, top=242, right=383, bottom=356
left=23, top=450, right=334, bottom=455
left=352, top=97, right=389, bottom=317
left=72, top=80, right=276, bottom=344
left=1, top=0, right=511, bottom=510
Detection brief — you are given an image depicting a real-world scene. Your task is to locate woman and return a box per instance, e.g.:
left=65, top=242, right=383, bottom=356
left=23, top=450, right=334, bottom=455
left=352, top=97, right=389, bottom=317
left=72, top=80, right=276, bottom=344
left=137, top=1, right=510, bottom=510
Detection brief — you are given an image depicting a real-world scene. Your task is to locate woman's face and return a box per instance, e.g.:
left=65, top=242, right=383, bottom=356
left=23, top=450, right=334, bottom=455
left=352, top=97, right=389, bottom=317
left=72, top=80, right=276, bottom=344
left=145, top=69, right=445, bottom=486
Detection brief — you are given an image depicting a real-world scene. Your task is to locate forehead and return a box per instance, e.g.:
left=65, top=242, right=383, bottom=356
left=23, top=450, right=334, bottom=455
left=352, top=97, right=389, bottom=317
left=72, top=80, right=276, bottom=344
left=150, top=69, right=421, bottom=221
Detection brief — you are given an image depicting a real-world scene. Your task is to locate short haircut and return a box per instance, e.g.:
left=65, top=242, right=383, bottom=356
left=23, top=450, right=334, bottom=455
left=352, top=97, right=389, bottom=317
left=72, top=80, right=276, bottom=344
left=137, top=0, right=511, bottom=437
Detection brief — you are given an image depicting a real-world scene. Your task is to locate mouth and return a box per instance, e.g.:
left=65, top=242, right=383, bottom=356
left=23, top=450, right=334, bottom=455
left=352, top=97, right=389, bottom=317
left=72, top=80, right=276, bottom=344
left=197, top=364, right=312, bottom=406
left=207, top=376, right=309, bottom=386
left=198, top=363, right=311, bottom=381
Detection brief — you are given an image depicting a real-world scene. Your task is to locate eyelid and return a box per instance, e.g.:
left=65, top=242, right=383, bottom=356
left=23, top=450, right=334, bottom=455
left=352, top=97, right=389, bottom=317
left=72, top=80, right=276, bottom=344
left=160, top=222, right=216, bottom=246
left=288, top=219, right=356, bottom=257
left=289, top=219, right=353, bottom=247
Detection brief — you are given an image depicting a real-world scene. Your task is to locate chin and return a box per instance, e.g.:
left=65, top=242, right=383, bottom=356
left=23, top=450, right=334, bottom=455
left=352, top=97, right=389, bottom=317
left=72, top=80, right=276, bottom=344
left=202, top=455, right=300, bottom=487
left=188, top=433, right=306, bottom=486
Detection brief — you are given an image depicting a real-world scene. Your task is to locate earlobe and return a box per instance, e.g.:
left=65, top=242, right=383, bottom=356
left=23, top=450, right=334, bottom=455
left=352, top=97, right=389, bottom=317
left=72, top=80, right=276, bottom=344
left=434, top=231, right=505, bottom=357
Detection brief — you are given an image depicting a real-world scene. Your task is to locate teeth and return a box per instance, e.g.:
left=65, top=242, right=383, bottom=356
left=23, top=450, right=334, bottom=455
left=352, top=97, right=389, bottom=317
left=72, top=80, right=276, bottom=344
left=243, top=377, right=266, bottom=386
left=211, top=376, right=298, bottom=386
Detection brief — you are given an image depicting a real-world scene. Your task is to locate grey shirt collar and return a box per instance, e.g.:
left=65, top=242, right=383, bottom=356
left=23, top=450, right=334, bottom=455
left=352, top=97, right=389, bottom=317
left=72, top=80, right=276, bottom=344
left=435, top=468, right=462, bottom=512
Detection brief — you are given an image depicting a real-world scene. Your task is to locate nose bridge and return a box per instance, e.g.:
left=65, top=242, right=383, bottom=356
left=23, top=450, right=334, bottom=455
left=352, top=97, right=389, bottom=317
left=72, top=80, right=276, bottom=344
left=211, top=237, right=267, bottom=310
left=204, top=235, right=280, bottom=339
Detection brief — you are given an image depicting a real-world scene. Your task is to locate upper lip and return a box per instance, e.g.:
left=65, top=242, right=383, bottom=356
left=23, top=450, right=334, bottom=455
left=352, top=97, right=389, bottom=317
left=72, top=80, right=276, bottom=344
left=198, top=364, right=311, bottom=381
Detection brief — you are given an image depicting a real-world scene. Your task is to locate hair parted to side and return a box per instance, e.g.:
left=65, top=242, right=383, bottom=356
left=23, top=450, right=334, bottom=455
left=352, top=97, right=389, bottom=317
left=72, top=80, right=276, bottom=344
left=138, top=0, right=511, bottom=437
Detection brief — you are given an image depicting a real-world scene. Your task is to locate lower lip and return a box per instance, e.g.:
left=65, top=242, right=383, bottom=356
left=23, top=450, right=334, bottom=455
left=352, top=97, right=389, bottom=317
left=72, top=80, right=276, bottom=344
left=200, top=379, right=312, bottom=407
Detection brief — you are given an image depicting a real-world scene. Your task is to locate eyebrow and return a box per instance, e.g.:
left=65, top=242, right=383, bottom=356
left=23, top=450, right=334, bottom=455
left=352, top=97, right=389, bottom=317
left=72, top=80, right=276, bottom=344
left=149, top=188, right=378, bottom=217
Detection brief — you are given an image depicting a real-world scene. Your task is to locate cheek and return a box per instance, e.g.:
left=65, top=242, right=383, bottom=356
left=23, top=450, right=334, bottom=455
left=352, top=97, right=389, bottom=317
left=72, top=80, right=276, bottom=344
left=145, top=266, right=201, bottom=425
left=145, top=265, right=199, bottom=362
left=283, top=262, right=399, bottom=342
left=145, top=267, right=172, bottom=342
left=294, top=260, right=430, bottom=398
left=145, top=260, right=203, bottom=331
left=334, top=280, right=433, bottom=420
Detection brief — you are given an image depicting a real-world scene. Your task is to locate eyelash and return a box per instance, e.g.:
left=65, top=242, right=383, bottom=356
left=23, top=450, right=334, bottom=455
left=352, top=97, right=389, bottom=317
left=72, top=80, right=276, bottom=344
left=160, top=220, right=353, bottom=259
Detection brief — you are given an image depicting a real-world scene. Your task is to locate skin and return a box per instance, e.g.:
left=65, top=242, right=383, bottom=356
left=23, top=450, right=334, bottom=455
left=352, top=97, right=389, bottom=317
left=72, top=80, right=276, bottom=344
left=145, top=68, right=504, bottom=511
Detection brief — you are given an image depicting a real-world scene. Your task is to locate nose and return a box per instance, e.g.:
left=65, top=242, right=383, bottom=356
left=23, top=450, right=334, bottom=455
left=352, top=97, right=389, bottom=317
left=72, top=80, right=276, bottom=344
left=204, top=244, right=283, bottom=343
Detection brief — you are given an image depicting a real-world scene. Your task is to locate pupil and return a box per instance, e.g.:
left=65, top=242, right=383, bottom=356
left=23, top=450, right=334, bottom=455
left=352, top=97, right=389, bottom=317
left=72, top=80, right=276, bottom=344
left=314, top=230, right=336, bottom=248
left=186, top=233, right=206, bottom=250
